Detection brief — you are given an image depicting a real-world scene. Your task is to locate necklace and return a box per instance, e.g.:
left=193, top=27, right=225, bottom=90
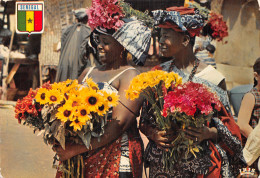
left=168, top=58, right=200, bottom=81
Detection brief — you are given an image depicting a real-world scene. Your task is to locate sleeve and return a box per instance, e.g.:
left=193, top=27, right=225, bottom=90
left=210, top=104, right=245, bottom=164
left=243, top=122, right=260, bottom=165
left=195, top=65, right=225, bottom=86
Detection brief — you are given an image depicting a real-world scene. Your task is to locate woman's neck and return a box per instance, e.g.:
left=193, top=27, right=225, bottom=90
left=99, top=58, right=128, bottom=71
left=173, top=47, right=196, bottom=70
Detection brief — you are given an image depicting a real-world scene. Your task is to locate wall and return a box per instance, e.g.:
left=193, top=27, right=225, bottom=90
left=214, top=0, right=260, bottom=89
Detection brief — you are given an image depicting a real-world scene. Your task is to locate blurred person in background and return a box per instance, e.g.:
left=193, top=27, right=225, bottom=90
left=55, top=8, right=91, bottom=82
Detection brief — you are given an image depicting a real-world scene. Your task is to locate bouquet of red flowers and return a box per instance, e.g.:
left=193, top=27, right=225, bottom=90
left=162, top=82, right=222, bottom=167
left=15, top=82, right=51, bottom=129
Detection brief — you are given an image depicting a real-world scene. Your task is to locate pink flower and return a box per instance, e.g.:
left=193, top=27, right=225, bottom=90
left=87, top=0, right=124, bottom=30
left=163, top=81, right=222, bottom=118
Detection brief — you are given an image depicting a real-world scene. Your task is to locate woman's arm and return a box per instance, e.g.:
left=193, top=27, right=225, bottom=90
left=237, top=92, right=255, bottom=138
left=55, top=69, right=143, bottom=161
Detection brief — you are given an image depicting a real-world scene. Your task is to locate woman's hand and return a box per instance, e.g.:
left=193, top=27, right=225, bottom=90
left=184, top=126, right=218, bottom=144
left=149, top=127, right=177, bottom=150
left=52, top=143, right=85, bottom=161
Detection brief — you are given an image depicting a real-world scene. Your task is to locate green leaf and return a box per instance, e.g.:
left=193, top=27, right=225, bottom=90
left=78, top=132, right=91, bottom=149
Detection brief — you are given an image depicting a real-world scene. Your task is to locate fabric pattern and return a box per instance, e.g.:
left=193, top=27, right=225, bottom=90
left=152, top=8, right=204, bottom=36
left=249, top=87, right=260, bottom=129
left=112, top=20, right=151, bottom=66
left=81, top=68, right=143, bottom=177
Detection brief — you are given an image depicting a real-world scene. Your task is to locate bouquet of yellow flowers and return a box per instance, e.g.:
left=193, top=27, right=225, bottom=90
left=15, top=78, right=119, bottom=177
left=126, top=70, right=182, bottom=129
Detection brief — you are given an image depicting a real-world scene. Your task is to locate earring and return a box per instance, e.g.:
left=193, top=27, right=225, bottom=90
left=183, top=42, right=188, bottom=47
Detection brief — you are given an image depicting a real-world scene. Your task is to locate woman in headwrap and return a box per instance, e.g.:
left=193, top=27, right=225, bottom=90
left=140, top=7, right=245, bottom=177
left=53, top=1, right=152, bottom=177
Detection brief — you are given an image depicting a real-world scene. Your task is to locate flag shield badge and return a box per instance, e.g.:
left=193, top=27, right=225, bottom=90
left=16, top=1, right=44, bottom=34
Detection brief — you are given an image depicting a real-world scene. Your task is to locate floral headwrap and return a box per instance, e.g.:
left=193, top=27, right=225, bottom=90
left=152, top=7, right=204, bottom=37
left=87, top=0, right=153, bottom=66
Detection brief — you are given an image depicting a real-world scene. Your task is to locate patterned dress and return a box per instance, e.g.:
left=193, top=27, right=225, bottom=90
left=141, top=60, right=245, bottom=178
left=248, top=87, right=260, bottom=129
left=82, top=67, right=143, bottom=178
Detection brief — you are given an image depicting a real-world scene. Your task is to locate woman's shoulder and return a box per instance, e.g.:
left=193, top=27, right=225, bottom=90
left=78, top=67, right=92, bottom=83
left=119, top=66, right=140, bottom=79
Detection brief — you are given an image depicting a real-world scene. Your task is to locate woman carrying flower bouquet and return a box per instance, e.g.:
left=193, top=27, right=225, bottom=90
left=140, top=6, right=245, bottom=177
left=53, top=1, right=152, bottom=177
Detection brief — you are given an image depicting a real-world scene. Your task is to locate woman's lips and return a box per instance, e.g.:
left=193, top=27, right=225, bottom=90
left=160, top=47, right=168, bottom=52
left=99, top=53, right=106, bottom=61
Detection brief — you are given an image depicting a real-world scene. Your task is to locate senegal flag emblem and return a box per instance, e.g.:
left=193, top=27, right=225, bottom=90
left=16, top=2, right=44, bottom=34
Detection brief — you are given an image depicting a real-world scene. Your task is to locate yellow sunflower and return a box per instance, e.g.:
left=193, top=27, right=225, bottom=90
left=56, top=104, right=74, bottom=122
left=70, top=119, right=86, bottom=131
left=97, top=102, right=110, bottom=116
left=35, top=88, right=49, bottom=105
left=62, top=79, right=79, bottom=93
left=65, top=94, right=82, bottom=107
left=51, top=82, right=65, bottom=91
left=103, top=91, right=119, bottom=107
left=125, top=89, right=140, bottom=100
left=75, top=105, right=91, bottom=122
left=82, top=89, right=104, bottom=112
left=45, top=89, right=64, bottom=105
left=84, top=78, right=99, bottom=90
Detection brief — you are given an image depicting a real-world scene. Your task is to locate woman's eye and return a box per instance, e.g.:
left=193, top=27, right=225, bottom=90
left=103, top=41, right=109, bottom=45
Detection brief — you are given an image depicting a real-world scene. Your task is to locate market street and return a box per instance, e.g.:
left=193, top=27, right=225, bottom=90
left=0, top=104, right=56, bottom=178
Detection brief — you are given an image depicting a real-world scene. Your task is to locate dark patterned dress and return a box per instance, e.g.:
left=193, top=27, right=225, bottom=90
left=241, top=87, right=260, bottom=173
left=248, top=88, right=260, bottom=129
left=141, top=60, right=246, bottom=178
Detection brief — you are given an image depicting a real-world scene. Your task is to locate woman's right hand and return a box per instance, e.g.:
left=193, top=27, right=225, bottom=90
left=149, top=127, right=177, bottom=150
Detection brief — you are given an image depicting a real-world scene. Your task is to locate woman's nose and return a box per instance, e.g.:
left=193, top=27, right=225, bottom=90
left=159, top=37, right=164, bottom=44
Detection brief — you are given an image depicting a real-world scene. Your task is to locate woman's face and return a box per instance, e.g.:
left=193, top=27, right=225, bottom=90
left=159, top=28, right=184, bottom=58
left=97, top=34, right=124, bottom=65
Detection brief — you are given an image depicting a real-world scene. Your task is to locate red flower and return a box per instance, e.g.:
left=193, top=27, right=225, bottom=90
left=163, top=82, right=221, bottom=117
left=41, top=81, right=52, bottom=90
left=207, top=12, right=228, bottom=42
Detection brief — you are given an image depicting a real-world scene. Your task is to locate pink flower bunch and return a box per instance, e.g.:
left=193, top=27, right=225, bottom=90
left=87, top=0, right=125, bottom=30
left=163, top=82, right=221, bottom=117
left=208, top=12, right=228, bottom=42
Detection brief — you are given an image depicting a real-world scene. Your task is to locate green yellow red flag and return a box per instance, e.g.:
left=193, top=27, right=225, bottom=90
left=16, top=2, right=44, bottom=34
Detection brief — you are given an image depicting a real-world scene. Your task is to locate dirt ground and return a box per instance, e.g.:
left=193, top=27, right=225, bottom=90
left=0, top=105, right=57, bottom=178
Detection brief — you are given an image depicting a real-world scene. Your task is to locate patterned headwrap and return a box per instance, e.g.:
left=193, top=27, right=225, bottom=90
left=87, top=0, right=152, bottom=66
left=152, top=7, right=204, bottom=37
